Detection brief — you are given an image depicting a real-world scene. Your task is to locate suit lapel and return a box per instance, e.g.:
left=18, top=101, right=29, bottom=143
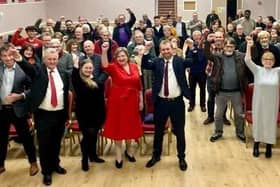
left=0, top=64, right=3, bottom=88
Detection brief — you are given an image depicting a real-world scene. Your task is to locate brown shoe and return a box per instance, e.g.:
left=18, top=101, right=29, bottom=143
left=29, top=162, right=39, bottom=176
left=0, top=166, right=6, bottom=175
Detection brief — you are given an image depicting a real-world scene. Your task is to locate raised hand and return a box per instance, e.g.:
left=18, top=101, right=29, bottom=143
left=246, top=36, right=254, bottom=48
left=101, top=42, right=109, bottom=52
left=72, top=53, right=79, bottom=68
left=185, top=38, right=194, bottom=49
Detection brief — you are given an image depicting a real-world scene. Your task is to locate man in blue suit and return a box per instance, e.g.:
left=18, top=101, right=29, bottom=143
left=142, top=40, right=191, bottom=171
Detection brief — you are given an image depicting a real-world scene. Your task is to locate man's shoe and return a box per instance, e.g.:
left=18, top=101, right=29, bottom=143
left=0, top=167, right=6, bottom=175
left=124, top=150, right=136, bottom=162
left=188, top=106, right=194, bottom=112
left=179, top=159, right=188, bottom=171
left=54, top=166, right=67, bottom=174
left=236, top=134, right=246, bottom=142
left=81, top=159, right=89, bottom=171
left=210, top=133, right=222, bottom=142
left=203, top=117, right=214, bottom=125
left=29, top=162, right=39, bottom=176
left=146, top=157, right=160, bottom=168
left=43, top=174, right=52, bottom=186
left=223, top=118, right=231, bottom=125
left=115, top=160, right=123, bottom=169
left=90, top=156, right=105, bottom=163
left=201, top=106, right=206, bottom=112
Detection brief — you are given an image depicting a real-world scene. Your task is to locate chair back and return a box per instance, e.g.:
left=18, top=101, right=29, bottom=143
left=144, top=89, right=154, bottom=114
left=244, top=84, right=254, bottom=111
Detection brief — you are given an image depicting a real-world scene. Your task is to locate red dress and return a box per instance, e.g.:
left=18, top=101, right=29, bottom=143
left=103, top=62, right=143, bottom=140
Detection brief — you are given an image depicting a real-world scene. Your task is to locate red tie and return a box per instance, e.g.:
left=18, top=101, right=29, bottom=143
left=164, top=61, right=169, bottom=97
left=49, top=71, right=58, bottom=107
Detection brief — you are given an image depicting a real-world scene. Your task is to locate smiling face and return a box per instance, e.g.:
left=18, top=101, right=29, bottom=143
left=23, top=46, right=34, bottom=58
left=116, top=50, right=129, bottom=66
left=0, top=48, right=15, bottom=68
left=160, top=41, right=173, bottom=60
left=43, top=49, right=58, bottom=70
left=81, top=61, right=94, bottom=77
left=261, top=52, right=275, bottom=68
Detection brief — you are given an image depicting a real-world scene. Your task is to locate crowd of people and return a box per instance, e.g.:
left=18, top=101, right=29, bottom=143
left=1, top=7, right=280, bottom=186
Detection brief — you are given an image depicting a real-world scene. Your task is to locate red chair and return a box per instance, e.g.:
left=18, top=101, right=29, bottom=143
left=8, top=114, right=35, bottom=147
left=139, top=89, right=172, bottom=155
left=244, top=84, right=280, bottom=148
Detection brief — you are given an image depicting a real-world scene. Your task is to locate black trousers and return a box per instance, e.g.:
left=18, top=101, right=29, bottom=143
left=78, top=118, right=101, bottom=160
left=34, top=109, right=65, bottom=175
left=189, top=73, right=206, bottom=107
left=0, top=106, right=37, bottom=167
left=153, top=96, right=186, bottom=159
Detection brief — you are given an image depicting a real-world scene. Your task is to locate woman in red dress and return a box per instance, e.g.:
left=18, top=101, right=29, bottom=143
left=101, top=43, right=143, bottom=169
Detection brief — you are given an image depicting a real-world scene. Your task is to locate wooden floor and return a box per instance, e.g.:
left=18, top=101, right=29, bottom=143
left=1, top=99, right=280, bottom=187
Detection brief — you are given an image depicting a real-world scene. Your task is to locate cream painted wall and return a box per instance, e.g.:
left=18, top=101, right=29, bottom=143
left=0, top=1, right=46, bottom=33
left=242, top=0, right=277, bottom=19
left=45, top=0, right=156, bottom=23
left=177, top=0, right=211, bottom=22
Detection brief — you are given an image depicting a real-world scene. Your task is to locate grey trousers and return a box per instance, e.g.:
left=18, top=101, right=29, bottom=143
left=214, top=91, right=244, bottom=135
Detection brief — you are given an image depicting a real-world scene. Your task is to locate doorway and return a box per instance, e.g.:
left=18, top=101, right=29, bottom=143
left=227, top=0, right=237, bottom=23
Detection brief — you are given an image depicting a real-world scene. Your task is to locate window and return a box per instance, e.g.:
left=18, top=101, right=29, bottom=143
left=184, top=0, right=196, bottom=11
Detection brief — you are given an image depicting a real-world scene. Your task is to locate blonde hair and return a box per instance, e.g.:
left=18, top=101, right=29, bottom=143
left=79, top=59, right=98, bottom=89
left=261, top=52, right=275, bottom=62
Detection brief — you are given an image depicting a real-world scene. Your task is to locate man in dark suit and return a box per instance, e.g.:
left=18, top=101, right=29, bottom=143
left=17, top=48, right=70, bottom=186
left=173, top=16, right=188, bottom=48
left=0, top=44, right=38, bottom=176
left=142, top=40, right=191, bottom=171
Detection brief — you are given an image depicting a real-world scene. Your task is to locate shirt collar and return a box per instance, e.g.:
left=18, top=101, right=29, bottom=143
left=164, top=56, right=173, bottom=64
left=4, top=63, right=16, bottom=70
left=47, top=67, right=58, bottom=74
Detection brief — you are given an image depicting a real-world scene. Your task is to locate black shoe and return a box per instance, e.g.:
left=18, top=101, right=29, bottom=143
left=253, top=142, right=260, bottom=157
left=54, top=166, right=67, bottom=174
left=146, top=157, right=160, bottom=168
left=188, top=106, right=194, bottom=112
left=124, top=150, right=136, bottom=162
left=201, top=106, right=206, bottom=112
left=265, top=144, right=272, bottom=158
left=203, top=117, right=214, bottom=125
left=90, top=156, right=105, bottom=163
left=115, top=160, right=123, bottom=169
left=43, top=174, right=52, bottom=186
left=223, top=118, right=231, bottom=125
left=210, top=133, right=222, bottom=142
left=81, top=159, right=89, bottom=171
left=179, top=159, right=188, bottom=171
left=236, top=134, right=246, bottom=142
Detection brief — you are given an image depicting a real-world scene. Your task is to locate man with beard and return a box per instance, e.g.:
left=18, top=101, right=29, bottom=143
left=206, top=38, right=247, bottom=142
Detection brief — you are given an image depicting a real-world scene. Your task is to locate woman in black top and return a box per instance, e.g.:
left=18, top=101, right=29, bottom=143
left=72, top=57, right=106, bottom=171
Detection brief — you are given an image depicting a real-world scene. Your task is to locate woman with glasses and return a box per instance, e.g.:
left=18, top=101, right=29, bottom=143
left=245, top=36, right=280, bottom=158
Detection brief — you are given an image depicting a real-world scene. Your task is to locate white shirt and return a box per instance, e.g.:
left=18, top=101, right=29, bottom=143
left=0, top=63, right=16, bottom=105
left=39, top=68, right=64, bottom=111
left=159, top=57, right=181, bottom=98
left=176, top=22, right=182, bottom=37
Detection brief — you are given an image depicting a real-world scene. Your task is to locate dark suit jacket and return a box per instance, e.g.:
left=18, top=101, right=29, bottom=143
left=80, top=54, right=108, bottom=84
left=17, top=60, right=70, bottom=122
left=142, top=54, right=190, bottom=103
left=0, top=62, right=31, bottom=118
left=172, top=21, right=188, bottom=38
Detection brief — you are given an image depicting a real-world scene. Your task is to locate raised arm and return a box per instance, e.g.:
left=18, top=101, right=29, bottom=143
left=101, top=42, right=109, bottom=68
left=244, top=36, right=258, bottom=74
